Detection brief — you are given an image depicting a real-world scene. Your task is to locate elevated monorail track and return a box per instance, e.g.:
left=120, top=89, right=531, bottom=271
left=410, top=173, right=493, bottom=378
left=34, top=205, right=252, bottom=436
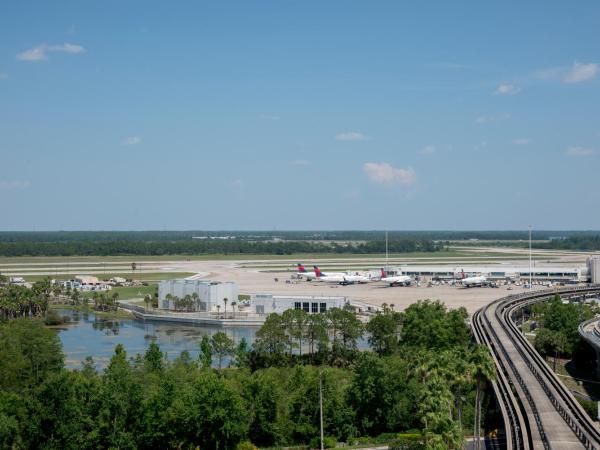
left=472, top=285, right=600, bottom=449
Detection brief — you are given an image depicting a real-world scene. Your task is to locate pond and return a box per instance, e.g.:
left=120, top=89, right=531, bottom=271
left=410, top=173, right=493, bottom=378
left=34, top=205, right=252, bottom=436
left=55, top=308, right=258, bottom=369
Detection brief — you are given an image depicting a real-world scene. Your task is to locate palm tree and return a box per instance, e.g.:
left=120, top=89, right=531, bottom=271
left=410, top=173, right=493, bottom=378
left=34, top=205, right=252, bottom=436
left=144, top=294, right=151, bottom=310
left=191, top=292, right=199, bottom=311
left=52, top=284, right=62, bottom=303
left=223, top=297, right=228, bottom=318
left=71, top=288, right=80, bottom=306
left=216, top=304, right=221, bottom=318
left=183, top=294, right=192, bottom=312
left=231, top=301, right=237, bottom=318
left=470, top=345, right=496, bottom=450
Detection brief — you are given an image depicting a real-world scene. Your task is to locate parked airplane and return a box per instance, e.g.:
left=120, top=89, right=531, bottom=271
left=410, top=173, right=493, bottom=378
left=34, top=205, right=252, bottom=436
left=311, top=266, right=370, bottom=285
left=459, top=271, right=489, bottom=287
left=295, top=264, right=319, bottom=281
left=379, top=268, right=412, bottom=286
left=296, top=264, right=345, bottom=281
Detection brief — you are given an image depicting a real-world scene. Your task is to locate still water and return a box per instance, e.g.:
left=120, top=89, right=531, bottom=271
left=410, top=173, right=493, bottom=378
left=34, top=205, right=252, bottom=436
left=56, top=309, right=258, bottom=369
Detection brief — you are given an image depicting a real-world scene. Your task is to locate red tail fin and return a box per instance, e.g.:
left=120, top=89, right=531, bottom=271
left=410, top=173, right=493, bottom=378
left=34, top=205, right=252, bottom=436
left=297, top=264, right=306, bottom=273
left=380, top=268, right=386, bottom=279
left=313, top=266, right=322, bottom=277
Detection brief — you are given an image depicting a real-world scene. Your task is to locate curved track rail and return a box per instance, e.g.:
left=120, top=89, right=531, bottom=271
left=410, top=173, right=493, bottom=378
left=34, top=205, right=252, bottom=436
left=472, top=285, right=600, bottom=450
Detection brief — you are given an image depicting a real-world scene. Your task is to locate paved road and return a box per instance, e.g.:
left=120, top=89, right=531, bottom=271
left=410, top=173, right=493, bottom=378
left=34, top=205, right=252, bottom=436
left=485, top=300, right=585, bottom=449
left=474, top=286, right=600, bottom=450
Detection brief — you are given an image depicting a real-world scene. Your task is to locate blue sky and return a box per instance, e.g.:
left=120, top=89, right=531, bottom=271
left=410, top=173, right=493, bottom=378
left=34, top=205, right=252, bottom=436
left=1, top=1, right=599, bottom=230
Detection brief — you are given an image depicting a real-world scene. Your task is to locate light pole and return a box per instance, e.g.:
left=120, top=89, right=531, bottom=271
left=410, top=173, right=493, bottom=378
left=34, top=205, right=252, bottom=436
left=385, top=230, right=389, bottom=272
left=529, top=225, right=532, bottom=290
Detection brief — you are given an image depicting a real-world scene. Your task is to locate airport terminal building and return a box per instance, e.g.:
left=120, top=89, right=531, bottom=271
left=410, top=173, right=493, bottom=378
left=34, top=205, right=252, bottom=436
left=388, top=262, right=592, bottom=283
left=251, top=294, right=348, bottom=316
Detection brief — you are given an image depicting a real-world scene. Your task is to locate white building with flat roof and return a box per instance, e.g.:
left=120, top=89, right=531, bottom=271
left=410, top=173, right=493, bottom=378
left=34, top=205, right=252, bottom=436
left=158, top=279, right=238, bottom=312
left=588, top=257, right=600, bottom=284
left=251, top=294, right=348, bottom=316
left=385, top=264, right=588, bottom=282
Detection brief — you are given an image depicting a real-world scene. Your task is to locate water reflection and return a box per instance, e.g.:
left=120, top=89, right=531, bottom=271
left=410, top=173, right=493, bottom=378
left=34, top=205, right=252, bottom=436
left=56, top=308, right=257, bottom=369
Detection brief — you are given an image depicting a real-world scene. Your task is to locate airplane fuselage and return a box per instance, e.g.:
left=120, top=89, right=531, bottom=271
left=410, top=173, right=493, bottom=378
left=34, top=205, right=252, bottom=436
left=461, top=276, right=488, bottom=287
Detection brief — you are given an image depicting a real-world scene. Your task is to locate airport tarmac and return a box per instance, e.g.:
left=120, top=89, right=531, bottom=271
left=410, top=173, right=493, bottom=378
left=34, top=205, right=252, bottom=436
left=185, top=260, right=544, bottom=315
left=2, top=246, right=593, bottom=315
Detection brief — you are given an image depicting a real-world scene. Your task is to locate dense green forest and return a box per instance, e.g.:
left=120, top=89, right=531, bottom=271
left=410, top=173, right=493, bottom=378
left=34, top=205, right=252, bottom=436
left=535, top=235, right=600, bottom=251
left=0, top=230, right=600, bottom=256
left=1, top=229, right=599, bottom=256
left=0, top=281, right=496, bottom=449
left=0, top=239, right=442, bottom=257
left=1, top=230, right=599, bottom=243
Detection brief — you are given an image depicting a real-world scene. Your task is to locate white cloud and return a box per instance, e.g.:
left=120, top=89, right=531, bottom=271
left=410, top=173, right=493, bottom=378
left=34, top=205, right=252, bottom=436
left=363, top=162, right=416, bottom=186
left=291, top=159, right=310, bottom=166
left=231, top=179, right=243, bottom=188
left=565, top=146, right=595, bottom=157
left=16, top=43, right=85, bottom=61
left=513, top=138, right=531, bottom=145
left=0, top=180, right=30, bottom=190
left=494, top=83, right=520, bottom=95
left=335, top=131, right=369, bottom=141
left=49, top=43, right=85, bottom=54
left=0, top=73, right=7, bottom=80
left=418, top=145, right=435, bottom=155
left=121, top=136, right=141, bottom=146
left=564, top=62, right=598, bottom=84
left=17, top=47, right=46, bottom=61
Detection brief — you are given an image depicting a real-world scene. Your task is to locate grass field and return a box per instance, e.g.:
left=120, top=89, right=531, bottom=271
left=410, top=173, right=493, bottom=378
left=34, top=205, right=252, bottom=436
left=19, top=272, right=195, bottom=282
left=0, top=248, right=542, bottom=265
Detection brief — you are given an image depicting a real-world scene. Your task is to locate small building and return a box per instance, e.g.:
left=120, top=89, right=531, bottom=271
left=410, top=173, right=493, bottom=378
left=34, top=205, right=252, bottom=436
left=75, top=275, right=100, bottom=285
left=251, top=294, right=348, bottom=316
left=109, top=277, right=127, bottom=284
left=61, top=275, right=111, bottom=291
left=158, top=279, right=238, bottom=312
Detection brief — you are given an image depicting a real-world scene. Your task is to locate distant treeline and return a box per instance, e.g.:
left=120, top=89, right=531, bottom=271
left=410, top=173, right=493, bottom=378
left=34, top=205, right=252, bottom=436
left=1, top=230, right=600, bottom=243
left=535, top=235, right=600, bottom=251
left=0, top=239, right=442, bottom=257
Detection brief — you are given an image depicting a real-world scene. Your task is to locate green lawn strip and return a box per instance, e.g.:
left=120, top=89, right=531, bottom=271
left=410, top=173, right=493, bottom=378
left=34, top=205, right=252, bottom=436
left=0, top=251, right=474, bottom=264
left=20, top=272, right=194, bottom=283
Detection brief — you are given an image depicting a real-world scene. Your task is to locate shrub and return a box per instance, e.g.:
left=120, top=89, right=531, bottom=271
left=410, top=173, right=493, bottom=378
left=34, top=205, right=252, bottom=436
left=576, top=397, right=598, bottom=420
left=44, top=310, right=68, bottom=326
left=236, top=441, right=259, bottom=450
left=309, top=436, right=337, bottom=449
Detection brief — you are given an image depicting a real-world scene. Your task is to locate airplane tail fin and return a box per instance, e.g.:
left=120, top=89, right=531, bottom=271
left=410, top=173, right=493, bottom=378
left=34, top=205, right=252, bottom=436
left=297, top=264, right=306, bottom=273
left=313, top=266, right=322, bottom=277
left=380, top=268, right=386, bottom=279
